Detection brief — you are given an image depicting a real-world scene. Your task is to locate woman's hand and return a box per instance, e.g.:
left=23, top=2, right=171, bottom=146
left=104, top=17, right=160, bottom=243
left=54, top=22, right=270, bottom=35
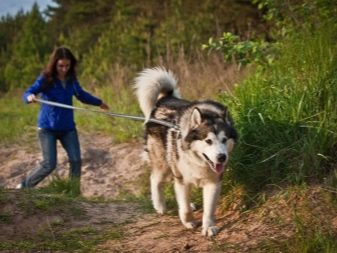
left=100, top=102, right=109, bottom=110
left=27, top=94, right=36, bottom=103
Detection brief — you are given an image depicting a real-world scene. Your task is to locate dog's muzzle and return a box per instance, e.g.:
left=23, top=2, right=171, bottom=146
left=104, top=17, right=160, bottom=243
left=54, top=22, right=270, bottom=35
left=202, top=153, right=227, bottom=175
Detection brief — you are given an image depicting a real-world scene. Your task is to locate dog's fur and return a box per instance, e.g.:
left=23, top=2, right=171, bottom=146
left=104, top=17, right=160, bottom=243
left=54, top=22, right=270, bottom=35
left=134, top=67, right=237, bottom=236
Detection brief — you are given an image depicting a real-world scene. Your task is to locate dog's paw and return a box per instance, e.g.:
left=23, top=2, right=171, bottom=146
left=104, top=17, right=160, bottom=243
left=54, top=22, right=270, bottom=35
left=202, top=226, right=219, bottom=237
left=183, top=221, right=198, bottom=229
left=155, top=206, right=166, bottom=215
left=153, top=201, right=166, bottom=214
left=190, top=202, right=197, bottom=211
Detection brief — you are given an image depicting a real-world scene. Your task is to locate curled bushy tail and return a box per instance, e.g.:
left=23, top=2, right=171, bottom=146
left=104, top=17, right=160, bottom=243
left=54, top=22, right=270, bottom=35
left=134, top=67, right=181, bottom=119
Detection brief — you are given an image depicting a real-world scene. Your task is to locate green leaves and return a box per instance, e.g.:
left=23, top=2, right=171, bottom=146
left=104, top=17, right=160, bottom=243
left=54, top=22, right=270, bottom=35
left=203, top=32, right=274, bottom=66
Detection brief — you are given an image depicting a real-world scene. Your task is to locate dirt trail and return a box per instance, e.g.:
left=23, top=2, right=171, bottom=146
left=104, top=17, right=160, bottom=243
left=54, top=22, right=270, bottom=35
left=1, top=134, right=145, bottom=198
left=1, top=134, right=337, bottom=252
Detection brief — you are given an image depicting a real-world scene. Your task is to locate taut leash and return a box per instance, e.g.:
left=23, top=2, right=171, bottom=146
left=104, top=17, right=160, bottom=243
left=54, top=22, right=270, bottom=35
left=34, top=98, right=180, bottom=131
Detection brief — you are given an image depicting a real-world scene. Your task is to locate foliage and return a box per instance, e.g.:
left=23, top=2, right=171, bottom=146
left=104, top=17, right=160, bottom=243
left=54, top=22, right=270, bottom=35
left=3, top=3, right=50, bottom=91
left=202, top=32, right=274, bottom=66
left=202, top=0, right=337, bottom=67
left=46, top=0, right=114, bottom=58
left=80, top=0, right=149, bottom=83
left=0, top=11, right=28, bottom=92
left=252, top=0, right=337, bottom=37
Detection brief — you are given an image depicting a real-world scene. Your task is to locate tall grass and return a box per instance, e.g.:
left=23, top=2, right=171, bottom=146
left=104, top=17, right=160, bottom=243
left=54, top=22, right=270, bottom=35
left=224, top=24, right=337, bottom=192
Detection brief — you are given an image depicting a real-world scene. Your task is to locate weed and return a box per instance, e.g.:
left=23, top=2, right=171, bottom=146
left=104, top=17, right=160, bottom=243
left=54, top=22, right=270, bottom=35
left=40, top=176, right=82, bottom=197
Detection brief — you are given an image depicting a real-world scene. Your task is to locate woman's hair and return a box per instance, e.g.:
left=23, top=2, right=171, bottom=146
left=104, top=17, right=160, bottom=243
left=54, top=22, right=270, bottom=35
left=42, top=46, right=77, bottom=88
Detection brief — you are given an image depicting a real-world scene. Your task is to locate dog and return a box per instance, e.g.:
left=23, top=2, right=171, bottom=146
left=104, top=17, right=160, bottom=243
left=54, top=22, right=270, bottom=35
left=134, top=67, right=237, bottom=236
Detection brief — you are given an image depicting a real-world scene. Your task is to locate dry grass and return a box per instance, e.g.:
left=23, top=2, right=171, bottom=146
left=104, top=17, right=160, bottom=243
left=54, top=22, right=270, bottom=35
left=159, top=51, right=247, bottom=100
left=98, top=50, right=247, bottom=101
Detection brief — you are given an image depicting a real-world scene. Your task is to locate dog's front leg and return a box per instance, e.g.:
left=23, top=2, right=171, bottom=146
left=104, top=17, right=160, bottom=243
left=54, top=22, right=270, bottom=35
left=202, top=182, right=221, bottom=236
left=174, top=180, right=197, bottom=229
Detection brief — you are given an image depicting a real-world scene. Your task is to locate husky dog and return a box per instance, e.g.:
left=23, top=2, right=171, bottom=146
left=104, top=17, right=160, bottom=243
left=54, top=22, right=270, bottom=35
left=134, top=67, right=237, bottom=236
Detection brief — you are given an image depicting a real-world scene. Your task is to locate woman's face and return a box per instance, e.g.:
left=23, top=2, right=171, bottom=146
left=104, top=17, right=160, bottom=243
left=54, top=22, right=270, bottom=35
left=56, top=59, right=71, bottom=80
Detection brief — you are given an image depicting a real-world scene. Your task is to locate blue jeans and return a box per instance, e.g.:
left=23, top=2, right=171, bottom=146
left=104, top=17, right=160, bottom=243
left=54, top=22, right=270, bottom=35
left=22, top=128, right=81, bottom=188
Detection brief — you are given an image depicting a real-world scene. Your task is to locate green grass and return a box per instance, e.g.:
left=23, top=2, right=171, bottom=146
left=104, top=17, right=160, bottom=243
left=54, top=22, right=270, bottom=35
left=39, top=176, right=82, bottom=197
left=221, top=23, right=337, bottom=195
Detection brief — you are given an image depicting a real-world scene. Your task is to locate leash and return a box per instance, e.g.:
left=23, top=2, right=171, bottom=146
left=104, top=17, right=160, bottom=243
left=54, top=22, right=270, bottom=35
left=34, top=98, right=180, bottom=131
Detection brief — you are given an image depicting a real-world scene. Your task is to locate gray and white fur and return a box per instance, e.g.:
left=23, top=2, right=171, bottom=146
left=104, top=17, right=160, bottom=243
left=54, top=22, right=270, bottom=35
left=134, top=67, right=237, bottom=236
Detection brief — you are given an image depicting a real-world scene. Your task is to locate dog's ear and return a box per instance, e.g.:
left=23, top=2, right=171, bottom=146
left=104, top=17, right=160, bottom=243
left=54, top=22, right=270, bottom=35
left=222, top=108, right=233, bottom=126
left=226, top=138, right=235, bottom=153
left=191, top=108, right=202, bottom=128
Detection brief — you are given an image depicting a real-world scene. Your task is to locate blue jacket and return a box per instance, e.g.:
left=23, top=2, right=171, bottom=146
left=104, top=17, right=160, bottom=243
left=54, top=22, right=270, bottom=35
left=23, top=75, right=103, bottom=131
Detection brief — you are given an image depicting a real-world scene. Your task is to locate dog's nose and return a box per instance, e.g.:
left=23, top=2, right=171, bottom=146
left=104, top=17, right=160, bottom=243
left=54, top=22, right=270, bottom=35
left=217, top=154, right=227, bottom=163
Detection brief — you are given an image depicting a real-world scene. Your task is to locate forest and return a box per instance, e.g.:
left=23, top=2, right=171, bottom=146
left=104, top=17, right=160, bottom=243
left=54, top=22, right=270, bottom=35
left=0, top=0, right=267, bottom=92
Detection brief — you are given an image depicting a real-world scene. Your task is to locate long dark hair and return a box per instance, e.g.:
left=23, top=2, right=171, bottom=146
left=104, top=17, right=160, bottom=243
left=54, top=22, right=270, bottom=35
left=42, top=46, right=77, bottom=89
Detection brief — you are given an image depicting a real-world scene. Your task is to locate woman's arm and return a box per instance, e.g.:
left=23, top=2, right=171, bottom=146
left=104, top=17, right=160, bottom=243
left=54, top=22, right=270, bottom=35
left=22, top=75, right=45, bottom=103
left=73, top=80, right=109, bottom=109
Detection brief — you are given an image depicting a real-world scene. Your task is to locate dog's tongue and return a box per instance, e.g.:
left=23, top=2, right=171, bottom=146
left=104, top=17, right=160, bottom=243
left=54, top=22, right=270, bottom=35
left=215, top=164, right=224, bottom=174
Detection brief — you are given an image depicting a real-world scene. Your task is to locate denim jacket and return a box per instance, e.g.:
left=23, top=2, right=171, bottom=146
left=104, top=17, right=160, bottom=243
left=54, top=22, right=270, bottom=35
left=23, top=75, right=102, bottom=131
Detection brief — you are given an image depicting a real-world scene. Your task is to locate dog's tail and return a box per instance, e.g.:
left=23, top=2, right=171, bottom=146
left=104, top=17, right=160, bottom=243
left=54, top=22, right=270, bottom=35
left=134, top=67, right=181, bottom=119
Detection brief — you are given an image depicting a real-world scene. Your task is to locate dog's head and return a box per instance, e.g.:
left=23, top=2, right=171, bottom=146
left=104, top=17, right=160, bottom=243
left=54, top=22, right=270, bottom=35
left=180, top=102, right=237, bottom=175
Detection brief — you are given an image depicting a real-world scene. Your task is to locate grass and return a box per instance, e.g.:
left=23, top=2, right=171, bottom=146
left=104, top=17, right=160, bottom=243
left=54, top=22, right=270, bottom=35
left=257, top=226, right=337, bottom=253
left=75, top=85, right=143, bottom=142
left=0, top=90, right=40, bottom=146
left=0, top=187, right=125, bottom=252
left=39, top=176, right=82, bottom=198
left=16, top=189, right=84, bottom=216
left=221, top=23, right=337, bottom=197
left=0, top=226, right=123, bottom=252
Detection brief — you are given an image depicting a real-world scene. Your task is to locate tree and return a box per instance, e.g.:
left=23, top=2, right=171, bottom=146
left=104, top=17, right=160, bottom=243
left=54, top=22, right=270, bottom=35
left=0, top=11, right=28, bottom=92
left=4, top=3, right=50, bottom=91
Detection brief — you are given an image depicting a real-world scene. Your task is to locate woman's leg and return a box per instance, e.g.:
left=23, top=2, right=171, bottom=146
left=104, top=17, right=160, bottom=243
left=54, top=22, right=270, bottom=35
left=22, top=129, right=57, bottom=187
left=59, top=129, right=81, bottom=179
left=59, top=129, right=81, bottom=194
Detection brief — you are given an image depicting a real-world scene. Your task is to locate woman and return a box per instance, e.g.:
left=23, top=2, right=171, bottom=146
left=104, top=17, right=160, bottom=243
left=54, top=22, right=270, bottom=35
left=17, top=46, right=109, bottom=191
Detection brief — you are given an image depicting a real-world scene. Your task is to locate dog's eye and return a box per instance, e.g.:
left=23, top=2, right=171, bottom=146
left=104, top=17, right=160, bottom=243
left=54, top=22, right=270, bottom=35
left=205, top=139, right=213, bottom=145
left=222, top=138, right=228, bottom=144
